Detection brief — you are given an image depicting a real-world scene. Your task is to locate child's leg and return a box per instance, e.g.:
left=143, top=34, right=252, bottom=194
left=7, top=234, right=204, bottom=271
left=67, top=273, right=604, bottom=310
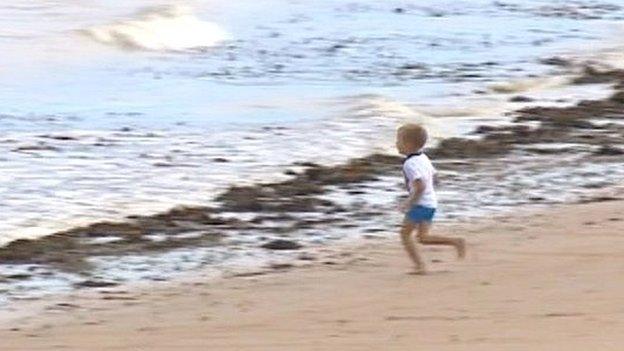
left=416, top=222, right=466, bottom=259
left=399, top=220, right=426, bottom=273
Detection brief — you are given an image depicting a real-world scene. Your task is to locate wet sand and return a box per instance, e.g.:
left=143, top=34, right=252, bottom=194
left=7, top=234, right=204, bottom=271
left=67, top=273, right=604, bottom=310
left=3, top=196, right=624, bottom=350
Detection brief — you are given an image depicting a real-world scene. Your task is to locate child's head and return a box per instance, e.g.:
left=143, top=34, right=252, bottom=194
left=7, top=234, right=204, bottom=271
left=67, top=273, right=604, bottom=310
left=396, top=123, right=428, bottom=155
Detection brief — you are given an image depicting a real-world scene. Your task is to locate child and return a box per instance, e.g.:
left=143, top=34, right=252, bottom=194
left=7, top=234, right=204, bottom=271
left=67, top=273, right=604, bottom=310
left=396, top=123, right=465, bottom=274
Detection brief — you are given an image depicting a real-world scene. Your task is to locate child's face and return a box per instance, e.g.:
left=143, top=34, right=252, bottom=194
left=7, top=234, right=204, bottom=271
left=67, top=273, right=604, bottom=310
left=396, top=131, right=408, bottom=155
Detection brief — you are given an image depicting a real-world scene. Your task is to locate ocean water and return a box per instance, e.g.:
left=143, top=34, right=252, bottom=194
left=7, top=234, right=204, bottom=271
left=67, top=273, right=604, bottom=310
left=1, top=0, right=624, bottom=246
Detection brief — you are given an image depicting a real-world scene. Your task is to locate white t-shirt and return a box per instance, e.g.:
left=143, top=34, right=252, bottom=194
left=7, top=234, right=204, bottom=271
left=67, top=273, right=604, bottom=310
left=402, top=153, right=437, bottom=208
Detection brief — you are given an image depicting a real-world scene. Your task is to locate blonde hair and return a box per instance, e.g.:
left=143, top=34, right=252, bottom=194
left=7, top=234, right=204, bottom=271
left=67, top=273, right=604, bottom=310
left=398, top=123, right=428, bottom=150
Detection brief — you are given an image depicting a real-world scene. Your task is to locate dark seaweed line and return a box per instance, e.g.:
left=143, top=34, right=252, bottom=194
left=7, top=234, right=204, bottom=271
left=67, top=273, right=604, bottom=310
left=1, top=65, right=624, bottom=276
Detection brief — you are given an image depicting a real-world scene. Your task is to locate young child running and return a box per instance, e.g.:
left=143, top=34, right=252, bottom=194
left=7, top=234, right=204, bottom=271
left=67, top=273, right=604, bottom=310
left=396, top=123, right=465, bottom=274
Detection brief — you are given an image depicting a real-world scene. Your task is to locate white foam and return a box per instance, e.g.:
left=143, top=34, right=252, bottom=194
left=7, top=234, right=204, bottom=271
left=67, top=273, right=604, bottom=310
left=488, top=75, right=572, bottom=94
left=581, top=45, right=624, bottom=71
left=339, top=94, right=449, bottom=139
left=80, top=5, right=230, bottom=52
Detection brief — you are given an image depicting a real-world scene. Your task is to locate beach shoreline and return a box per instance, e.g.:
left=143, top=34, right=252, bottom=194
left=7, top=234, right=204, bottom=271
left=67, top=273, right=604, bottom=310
left=3, top=0, right=624, bottom=248
left=2, top=62, right=624, bottom=305
left=4, top=1, right=624, bottom=349
left=3, top=197, right=624, bottom=350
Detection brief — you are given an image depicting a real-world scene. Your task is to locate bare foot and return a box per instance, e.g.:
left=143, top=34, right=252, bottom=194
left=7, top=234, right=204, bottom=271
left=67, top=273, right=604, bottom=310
left=455, top=239, right=466, bottom=260
left=409, top=266, right=427, bottom=275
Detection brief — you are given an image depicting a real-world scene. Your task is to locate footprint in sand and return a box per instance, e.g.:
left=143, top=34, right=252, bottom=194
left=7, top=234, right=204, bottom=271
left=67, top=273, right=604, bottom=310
left=540, top=312, right=585, bottom=318
left=385, top=315, right=473, bottom=321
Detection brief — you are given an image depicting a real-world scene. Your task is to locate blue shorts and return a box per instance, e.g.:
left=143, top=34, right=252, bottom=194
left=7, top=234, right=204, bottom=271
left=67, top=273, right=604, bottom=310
left=405, top=205, right=436, bottom=223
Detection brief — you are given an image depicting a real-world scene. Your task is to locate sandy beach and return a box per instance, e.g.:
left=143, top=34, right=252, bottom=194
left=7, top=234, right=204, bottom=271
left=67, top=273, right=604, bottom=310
left=3, top=1, right=624, bottom=350
left=3, top=196, right=624, bottom=350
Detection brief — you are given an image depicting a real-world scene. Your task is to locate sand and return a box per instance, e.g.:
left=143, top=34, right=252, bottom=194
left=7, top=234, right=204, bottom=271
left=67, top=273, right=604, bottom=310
left=3, top=199, right=624, bottom=350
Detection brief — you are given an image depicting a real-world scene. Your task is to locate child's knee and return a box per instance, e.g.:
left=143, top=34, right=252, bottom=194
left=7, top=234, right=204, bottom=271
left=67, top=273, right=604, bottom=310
left=400, top=228, right=413, bottom=239
left=416, top=231, right=430, bottom=243
left=400, top=223, right=414, bottom=235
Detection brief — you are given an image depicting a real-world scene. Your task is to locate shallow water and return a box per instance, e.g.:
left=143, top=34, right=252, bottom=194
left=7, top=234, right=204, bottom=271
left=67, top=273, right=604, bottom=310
left=2, top=1, right=624, bottom=254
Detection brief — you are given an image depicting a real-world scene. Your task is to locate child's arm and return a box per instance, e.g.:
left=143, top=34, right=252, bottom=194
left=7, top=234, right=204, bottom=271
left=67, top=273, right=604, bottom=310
left=400, top=179, right=425, bottom=211
left=408, top=179, right=425, bottom=205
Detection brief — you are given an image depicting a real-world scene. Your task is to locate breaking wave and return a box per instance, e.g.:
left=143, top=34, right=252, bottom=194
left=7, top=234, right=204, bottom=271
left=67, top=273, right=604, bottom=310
left=488, top=76, right=571, bottom=94
left=80, top=5, right=230, bottom=52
